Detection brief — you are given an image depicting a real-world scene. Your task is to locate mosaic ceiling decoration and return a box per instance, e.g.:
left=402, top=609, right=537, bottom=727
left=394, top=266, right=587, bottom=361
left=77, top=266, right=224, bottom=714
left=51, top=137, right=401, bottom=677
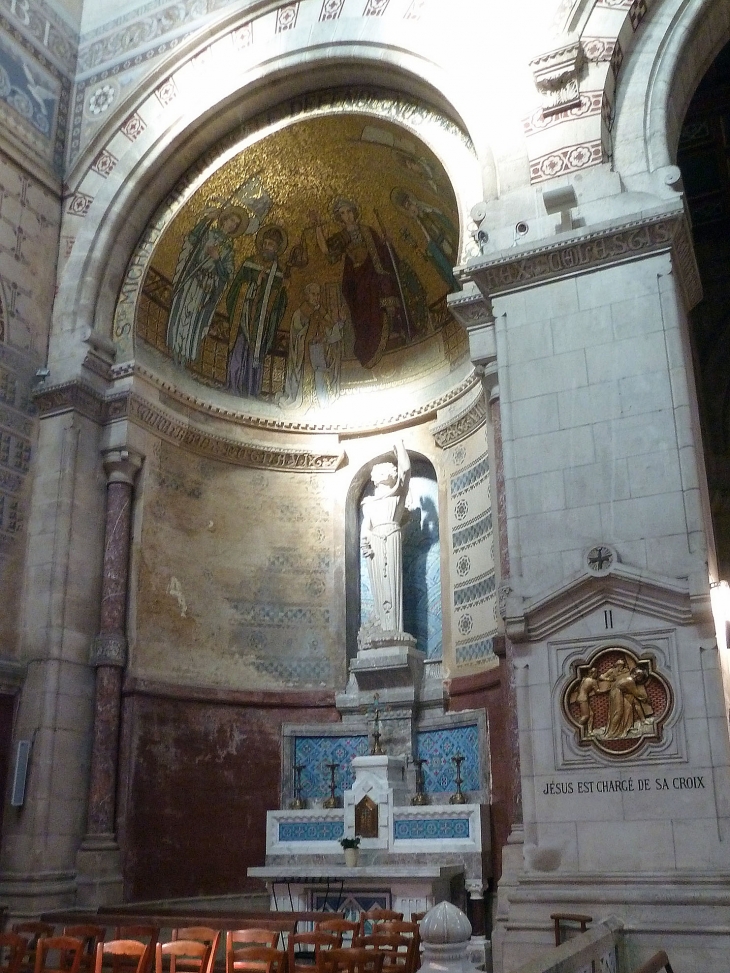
left=135, top=113, right=466, bottom=419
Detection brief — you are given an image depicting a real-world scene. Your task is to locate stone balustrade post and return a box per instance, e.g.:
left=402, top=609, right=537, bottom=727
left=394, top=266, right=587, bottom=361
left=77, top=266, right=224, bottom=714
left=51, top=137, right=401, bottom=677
left=420, top=901, right=483, bottom=973
left=76, top=447, right=142, bottom=905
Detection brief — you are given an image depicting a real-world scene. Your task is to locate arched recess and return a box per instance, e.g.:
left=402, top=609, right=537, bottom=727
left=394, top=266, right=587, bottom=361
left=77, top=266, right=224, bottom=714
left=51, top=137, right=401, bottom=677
left=49, top=11, right=489, bottom=386
left=344, top=449, right=441, bottom=666
left=612, top=0, right=730, bottom=180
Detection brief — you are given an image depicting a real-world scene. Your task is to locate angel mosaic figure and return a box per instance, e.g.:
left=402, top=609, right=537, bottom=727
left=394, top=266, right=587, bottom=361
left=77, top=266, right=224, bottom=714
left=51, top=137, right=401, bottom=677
left=166, top=206, right=248, bottom=366
left=391, top=187, right=460, bottom=291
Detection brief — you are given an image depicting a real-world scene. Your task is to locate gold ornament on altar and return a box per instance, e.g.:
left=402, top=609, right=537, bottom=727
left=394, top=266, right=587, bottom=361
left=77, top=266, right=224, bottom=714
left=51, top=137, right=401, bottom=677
left=562, top=647, right=673, bottom=757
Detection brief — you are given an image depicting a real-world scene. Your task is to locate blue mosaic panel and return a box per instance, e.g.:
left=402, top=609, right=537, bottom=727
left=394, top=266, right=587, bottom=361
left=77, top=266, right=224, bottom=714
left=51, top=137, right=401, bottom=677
left=452, top=510, right=492, bottom=552
left=360, top=468, right=442, bottom=659
left=393, top=817, right=470, bottom=840
left=0, top=35, right=59, bottom=140
left=453, top=571, right=495, bottom=608
left=455, top=637, right=496, bottom=666
left=415, top=724, right=480, bottom=794
left=278, top=820, right=344, bottom=842
left=450, top=455, right=489, bottom=497
left=294, top=735, right=369, bottom=800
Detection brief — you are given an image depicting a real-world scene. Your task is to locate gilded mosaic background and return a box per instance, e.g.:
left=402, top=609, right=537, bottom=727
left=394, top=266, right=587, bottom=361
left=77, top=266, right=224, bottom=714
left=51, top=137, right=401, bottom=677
left=137, top=114, right=465, bottom=416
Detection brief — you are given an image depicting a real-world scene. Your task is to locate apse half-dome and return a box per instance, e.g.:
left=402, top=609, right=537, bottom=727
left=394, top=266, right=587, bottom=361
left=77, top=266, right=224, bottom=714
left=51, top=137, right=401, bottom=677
left=132, top=112, right=468, bottom=425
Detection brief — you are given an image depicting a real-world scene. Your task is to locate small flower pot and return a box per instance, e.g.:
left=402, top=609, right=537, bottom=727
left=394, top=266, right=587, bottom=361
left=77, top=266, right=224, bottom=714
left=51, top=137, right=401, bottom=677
left=344, top=847, right=360, bottom=867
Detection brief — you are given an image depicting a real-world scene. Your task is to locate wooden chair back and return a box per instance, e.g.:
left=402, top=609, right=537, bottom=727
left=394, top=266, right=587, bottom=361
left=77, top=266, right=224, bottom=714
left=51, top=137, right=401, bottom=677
left=226, top=947, right=287, bottom=973
left=359, top=934, right=417, bottom=973
left=155, top=941, right=211, bottom=973
left=63, top=927, right=106, bottom=973
left=356, top=915, right=402, bottom=940
left=631, top=952, right=675, bottom=973
left=112, top=931, right=156, bottom=945
left=34, top=936, right=84, bottom=973
left=312, top=922, right=356, bottom=946
left=317, top=948, right=384, bottom=973
left=170, top=931, right=220, bottom=973
left=287, top=932, right=338, bottom=973
left=0, top=933, right=29, bottom=973
left=95, top=940, right=153, bottom=973
left=12, top=923, right=54, bottom=973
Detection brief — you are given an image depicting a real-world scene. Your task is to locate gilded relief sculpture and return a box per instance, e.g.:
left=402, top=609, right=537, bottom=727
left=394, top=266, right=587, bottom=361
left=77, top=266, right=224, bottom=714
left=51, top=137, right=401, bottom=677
left=563, top=647, right=672, bottom=757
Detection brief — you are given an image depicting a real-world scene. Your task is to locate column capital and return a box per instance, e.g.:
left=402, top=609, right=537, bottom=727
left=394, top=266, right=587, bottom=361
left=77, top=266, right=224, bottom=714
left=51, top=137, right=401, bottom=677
left=90, top=633, right=127, bottom=667
left=102, top=447, right=143, bottom=486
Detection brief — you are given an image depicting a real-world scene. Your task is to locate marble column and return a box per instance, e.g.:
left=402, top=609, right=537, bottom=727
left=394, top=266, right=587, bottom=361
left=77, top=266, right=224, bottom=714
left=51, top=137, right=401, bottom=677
left=76, top=447, right=142, bottom=906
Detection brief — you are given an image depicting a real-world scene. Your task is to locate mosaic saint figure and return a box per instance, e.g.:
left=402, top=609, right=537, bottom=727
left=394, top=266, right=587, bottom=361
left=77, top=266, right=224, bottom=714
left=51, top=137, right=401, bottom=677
left=226, top=224, right=288, bottom=397
left=279, top=281, right=338, bottom=410
left=166, top=206, right=248, bottom=366
left=391, top=187, right=460, bottom=291
left=361, top=441, right=411, bottom=633
left=310, top=198, right=406, bottom=369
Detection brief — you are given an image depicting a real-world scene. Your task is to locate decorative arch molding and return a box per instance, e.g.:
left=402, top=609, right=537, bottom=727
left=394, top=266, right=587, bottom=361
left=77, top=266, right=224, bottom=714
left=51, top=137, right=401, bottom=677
left=613, top=0, right=730, bottom=178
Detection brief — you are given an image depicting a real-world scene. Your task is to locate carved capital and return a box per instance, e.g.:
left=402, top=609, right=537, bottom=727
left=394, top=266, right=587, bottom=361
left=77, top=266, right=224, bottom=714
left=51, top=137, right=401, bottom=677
left=90, top=633, right=127, bottom=667
left=102, top=447, right=144, bottom=486
left=448, top=284, right=497, bottom=370
left=433, top=395, right=487, bottom=449
left=530, top=38, right=584, bottom=117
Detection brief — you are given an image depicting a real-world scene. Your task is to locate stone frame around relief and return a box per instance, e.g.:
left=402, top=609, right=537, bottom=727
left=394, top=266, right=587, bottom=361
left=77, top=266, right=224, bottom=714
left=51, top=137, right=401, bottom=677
left=549, top=628, right=686, bottom=769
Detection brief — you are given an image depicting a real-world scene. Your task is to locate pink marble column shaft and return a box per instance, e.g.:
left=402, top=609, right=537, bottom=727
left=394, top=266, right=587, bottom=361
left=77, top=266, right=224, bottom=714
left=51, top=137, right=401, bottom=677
left=86, top=450, right=142, bottom=838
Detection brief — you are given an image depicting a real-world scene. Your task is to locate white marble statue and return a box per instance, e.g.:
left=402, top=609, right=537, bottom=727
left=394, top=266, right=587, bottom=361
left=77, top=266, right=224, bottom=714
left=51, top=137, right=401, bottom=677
left=361, top=441, right=411, bottom=633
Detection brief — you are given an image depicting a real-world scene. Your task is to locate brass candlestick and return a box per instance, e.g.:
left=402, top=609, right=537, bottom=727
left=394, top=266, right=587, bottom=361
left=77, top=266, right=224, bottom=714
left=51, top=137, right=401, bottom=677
left=290, top=763, right=305, bottom=810
left=370, top=707, right=385, bottom=755
left=322, top=761, right=340, bottom=808
left=449, top=753, right=468, bottom=805
left=411, top=758, right=429, bottom=806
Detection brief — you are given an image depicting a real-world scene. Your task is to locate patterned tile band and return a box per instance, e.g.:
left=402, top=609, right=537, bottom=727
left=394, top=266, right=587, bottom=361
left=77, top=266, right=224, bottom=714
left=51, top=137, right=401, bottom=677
left=294, top=735, right=370, bottom=799
left=450, top=455, right=489, bottom=497
left=453, top=571, right=495, bottom=608
left=452, top=510, right=493, bottom=552
left=279, top=820, right=344, bottom=842
left=415, top=724, right=480, bottom=793
left=455, top=637, right=495, bottom=665
left=393, top=817, right=471, bottom=840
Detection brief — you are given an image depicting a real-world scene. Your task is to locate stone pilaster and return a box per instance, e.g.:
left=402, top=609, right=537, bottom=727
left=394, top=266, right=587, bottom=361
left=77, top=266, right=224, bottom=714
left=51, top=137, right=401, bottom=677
left=76, top=447, right=142, bottom=906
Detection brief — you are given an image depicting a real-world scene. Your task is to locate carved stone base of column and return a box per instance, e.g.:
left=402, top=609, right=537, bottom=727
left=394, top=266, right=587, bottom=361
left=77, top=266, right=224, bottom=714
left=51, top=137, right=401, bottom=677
left=75, top=833, right=123, bottom=907
left=0, top=870, right=77, bottom=917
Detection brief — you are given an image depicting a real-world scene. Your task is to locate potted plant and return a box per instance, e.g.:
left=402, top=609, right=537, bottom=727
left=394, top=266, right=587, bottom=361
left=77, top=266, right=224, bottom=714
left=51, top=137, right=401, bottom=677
left=340, top=835, right=361, bottom=867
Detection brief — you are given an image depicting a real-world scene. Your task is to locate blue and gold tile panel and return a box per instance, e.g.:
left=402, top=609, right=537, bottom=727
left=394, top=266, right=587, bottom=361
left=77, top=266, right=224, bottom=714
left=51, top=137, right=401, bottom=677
left=278, top=820, right=344, bottom=842
left=450, top=455, right=489, bottom=498
left=294, top=735, right=370, bottom=799
left=415, top=724, right=480, bottom=793
left=393, top=817, right=471, bottom=840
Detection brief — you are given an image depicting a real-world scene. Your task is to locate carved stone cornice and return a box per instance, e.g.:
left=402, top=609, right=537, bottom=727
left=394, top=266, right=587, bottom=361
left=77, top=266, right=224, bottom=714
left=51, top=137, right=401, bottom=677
left=504, top=563, right=713, bottom=644
left=448, top=283, right=496, bottom=370
left=34, top=380, right=127, bottom=424
left=432, top=394, right=487, bottom=449
left=460, top=206, right=702, bottom=312
left=529, top=38, right=584, bottom=117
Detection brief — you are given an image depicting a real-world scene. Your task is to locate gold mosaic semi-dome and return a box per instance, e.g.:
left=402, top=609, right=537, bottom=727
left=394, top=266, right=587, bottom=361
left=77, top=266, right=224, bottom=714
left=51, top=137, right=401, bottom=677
left=133, top=112, right=468, bottom=426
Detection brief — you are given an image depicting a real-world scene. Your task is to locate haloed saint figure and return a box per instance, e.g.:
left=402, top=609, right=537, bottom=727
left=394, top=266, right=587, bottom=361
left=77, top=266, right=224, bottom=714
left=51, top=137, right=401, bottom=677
left=166, top=206, right=249, bottom=365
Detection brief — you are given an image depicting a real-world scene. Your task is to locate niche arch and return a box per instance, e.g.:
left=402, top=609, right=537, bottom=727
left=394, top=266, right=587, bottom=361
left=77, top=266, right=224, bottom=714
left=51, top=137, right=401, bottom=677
left=345, top=450, right=442, bottom=666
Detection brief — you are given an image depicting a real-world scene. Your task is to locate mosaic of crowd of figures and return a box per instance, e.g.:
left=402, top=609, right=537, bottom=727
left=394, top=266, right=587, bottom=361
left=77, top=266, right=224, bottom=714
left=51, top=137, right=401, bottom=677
left=137, top=114, right=464, bottom=415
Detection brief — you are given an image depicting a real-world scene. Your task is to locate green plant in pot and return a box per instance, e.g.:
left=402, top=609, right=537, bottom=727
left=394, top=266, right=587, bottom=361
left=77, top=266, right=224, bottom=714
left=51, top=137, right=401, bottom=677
left=340, top=835, right=361, bottom=866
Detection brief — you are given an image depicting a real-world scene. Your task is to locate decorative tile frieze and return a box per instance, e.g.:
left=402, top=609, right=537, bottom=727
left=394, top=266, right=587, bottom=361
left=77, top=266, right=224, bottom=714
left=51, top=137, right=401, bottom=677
left=450, top=455, right=489, bottom=498
left=279, top=820, right=344, bottom=842
left=529, top=139, right=604, bottom=183
left=154, top=76, right=177, bottom=108
left=452, top=510, right=493, bottom=553
left=581, top=37, right=617, bottom=62
left=529, top=39, right=585, bottom=118
left=523, top=91, right=603, bottom=136
left=319, top=0, right=345, bottom=20
left=462, top=208, right=702, bottom=312
left=120, top=111, right=146, bottom=142
left=404, top=0, right=425, bottom=18
left=66, top=190, right=93, bottom=216
left=455, top=637, right=496, bottom=666
left=415, top=724, right=480, bottom=793
left=90, top=148, right=117, bottom=178
left=364, top=0, right=389, bottom=15
left=294, top=735, right=370, bottom=800
left=432, top=396, right=486, bottom=449
left=393, top=817, right=470, bottom=840
left=454, top=571, right=496, bottom=609
left=276, top=3, right=299, bottom=32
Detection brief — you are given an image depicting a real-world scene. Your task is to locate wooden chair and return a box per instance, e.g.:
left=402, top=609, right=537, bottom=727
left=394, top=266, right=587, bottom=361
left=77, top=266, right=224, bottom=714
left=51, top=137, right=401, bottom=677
left=312, top=922, right=357, bottom=948
left=355, top=915, right=401, bottom=943
left=631, top=952, right=675, bottom=973
left=226, top=934, right=280, bottom=973
left=287, top=932, right=338, bottom=973
left=34, top=936, right=84, bottom=973
left=170, top=931, right=220, bottom=973
left=359, top=934, right=417, bottom=973
left=155, top=941, right=211, bottom=973
left=63, top=927, right=106, bottom=973
left=226, top=947, right=287, bottom=973
left=95, top=940, right=154, bottom=973
left=0, top=932, right=30, bottom=973
left=317, top=948, right=384, bottom=973
left=13, top=923, right=54, bottom=973
left=373, top=926, right=419, bottom=971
